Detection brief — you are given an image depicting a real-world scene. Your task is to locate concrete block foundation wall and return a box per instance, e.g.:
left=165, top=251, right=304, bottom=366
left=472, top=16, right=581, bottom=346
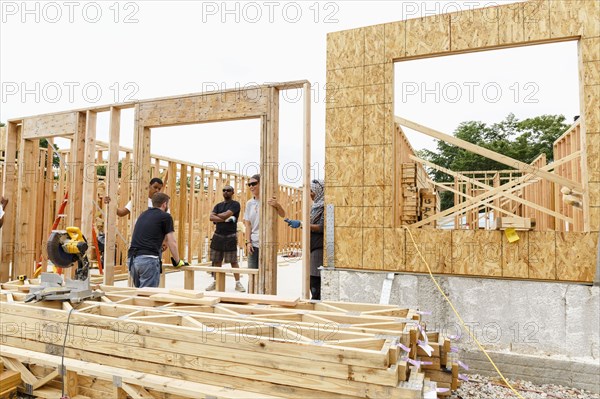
left=321, top=269, right=600, bottom=393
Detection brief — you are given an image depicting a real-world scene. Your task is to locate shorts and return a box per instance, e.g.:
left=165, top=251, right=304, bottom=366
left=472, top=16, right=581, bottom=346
left=210, top=248, right=238, bottom=264
left=248, top=246, right=259, bottom=269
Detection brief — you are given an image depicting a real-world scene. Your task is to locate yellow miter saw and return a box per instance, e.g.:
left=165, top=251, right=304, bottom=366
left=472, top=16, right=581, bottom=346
left=25, top=227, right=104, bottom=303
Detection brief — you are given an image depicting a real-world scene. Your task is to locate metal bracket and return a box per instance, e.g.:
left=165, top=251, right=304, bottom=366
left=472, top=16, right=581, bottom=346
left=113, top=375, right=122, bottom=387
left=379, top=273, right=395, bottom=305
left=326, top=204, right=335, bottom=268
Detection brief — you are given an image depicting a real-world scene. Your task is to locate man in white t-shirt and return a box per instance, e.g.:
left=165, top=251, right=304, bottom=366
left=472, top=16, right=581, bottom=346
left=0, top=196, right=7, bottom=229
left=243, top=174, right=285, bottom=269
left=104, top=178, right=164, bottom=217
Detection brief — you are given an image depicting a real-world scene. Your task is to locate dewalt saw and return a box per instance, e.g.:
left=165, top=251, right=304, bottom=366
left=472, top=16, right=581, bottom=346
left=47, top=226, right=90, bottom=281
left=25, top=227, right=103, bottom=303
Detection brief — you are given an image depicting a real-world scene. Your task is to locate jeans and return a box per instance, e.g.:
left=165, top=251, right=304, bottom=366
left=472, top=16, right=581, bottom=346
left=128, top=256, right=161, bottom=288
left=248, top=247, right=259, bottom=269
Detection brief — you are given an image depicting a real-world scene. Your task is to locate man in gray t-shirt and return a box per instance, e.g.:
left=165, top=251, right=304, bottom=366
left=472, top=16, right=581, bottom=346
left=243, top=174, right=285, bottom=269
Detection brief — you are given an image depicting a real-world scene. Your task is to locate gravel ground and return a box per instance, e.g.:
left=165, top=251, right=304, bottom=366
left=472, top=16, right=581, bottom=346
left=450, top=374, right=599, bottom=399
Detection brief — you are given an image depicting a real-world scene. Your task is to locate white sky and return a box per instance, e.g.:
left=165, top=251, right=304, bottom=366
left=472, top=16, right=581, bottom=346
left=1, top=0, right=580, bottom=186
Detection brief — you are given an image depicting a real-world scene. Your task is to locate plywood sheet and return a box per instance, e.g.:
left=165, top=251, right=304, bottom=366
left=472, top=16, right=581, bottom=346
left=326, top=29, right=364, bottom=70
left=406, top=15, right=450, bottom=57
left=383, top=228, right=405, bottom=271
left=384, top=21, right=406, bottom=60
left=587, top=134, right=600, bottom=182
left=22, top=112, right=77, bottom=139
left=583, top=85, right=600, bottom=134
left=364, top=207, right=385, bottom=229
left=523, top=0, right=551, bottom=42
left=502, top=231, right=529, bottom=278
left=364, top=186, right=385, bottom=207
left=335, top=207, right=363, bottom=227
left=581, top=37, right=600, bottom=62
left=550, top=0, right=599, bottom=38
left=364, top=84, right=385, bottom=105
left=405, top=230, right=451, bottom=274
left=325, top=146, right=364, bottom=187
left=590, top=182, right=600, bottom=207
left=326, top=107, right=364, bottom=147
left=325, top=186, right=364, bottom=207
left=326, top=67, right=364, bottom=89
left=528, top=231, right=556, bottom=280
left=363, top=228, right=384, bottom=269
left=364, top=145, right=385, bottom=186
left=365, top=64, right=385, bottom=86
left=450, top=7, right=499, bottom=52
left=498, top=2, right=524, bottom=44
left=590, top=207, right=600, bottom=234
left=583, top=62, right=600, bottom=87
left=335, top=227, right=363, bottom=268
left=326, top=86, right=364, bottom=109
left=556, top=232, right=598, bottom=282
left=364, top=104, right=386, bottom=145
left=365, top=24, right=385, bottom=65
left=384, top=144, right=394, bottom=186
left=451, top=230, right=502, bottom=276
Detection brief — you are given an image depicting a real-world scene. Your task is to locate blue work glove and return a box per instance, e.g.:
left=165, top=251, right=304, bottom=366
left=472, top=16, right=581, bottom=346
left=284, top=218, right=302, bottom=229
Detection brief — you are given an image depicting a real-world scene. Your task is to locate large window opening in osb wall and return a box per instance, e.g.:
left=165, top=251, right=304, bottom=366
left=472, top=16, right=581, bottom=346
left=393, top=40, right=581, bottom=231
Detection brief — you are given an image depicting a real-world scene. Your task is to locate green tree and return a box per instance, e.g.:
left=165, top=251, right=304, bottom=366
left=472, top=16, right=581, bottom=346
left=421, top=114, right=571, bottom=210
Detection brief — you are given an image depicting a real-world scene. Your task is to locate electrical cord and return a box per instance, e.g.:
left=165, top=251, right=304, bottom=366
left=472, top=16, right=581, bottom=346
left=403, top=226, right=525, bottom=399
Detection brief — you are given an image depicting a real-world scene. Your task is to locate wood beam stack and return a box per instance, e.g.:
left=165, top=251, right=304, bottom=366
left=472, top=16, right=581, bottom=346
left=0, top=285, right=463, bottom=398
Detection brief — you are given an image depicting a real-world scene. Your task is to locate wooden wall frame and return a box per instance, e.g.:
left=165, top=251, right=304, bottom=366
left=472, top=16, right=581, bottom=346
left=2, top=81, right=312, bottom=295
left=325, top=0, right=599, bottom=278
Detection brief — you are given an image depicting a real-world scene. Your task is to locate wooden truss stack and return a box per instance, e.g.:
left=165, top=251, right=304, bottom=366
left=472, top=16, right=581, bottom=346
left=0, top=284, right=463, bottom=398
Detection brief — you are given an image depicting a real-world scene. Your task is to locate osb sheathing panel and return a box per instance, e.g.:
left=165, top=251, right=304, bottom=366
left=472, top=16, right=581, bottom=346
left=364, top=104, right=386, bottom=145
left=583, top=61, right=600, bottom=87
left=335, top=227, right=363, bottom=268
left=583, top=85, right=600, bottom=134
left=451, top=230, right=502, bottom=277
left=556, top=232, right=598, bottom=281
left=139, top=91, right=269, bottom=127
left=326, top=67, right=364, bottom=89
left=581, top=37, right=600, bottom=62
left=364, top=186, right=385, bottom=207
left=528, top=232, right=556, bottom=280
left=364, top=207, right=384, bottom=228
left=405, top=230, right=452, bottom=274
left=363, top=228, right=384, bottom=269
left=364, top=145, right=385, bottom=186
left=336, top=207, right=363, bottom=228
left=523, top=0, right=551, bottom=41
left=326, top=146, right=364, bottom=187
left=384, top=21, right=406, bottom=61
left=22, top=112, right=77, bottom=139
left=406, top=14, right=450, bottom=57
left=550, top=0, right=600, bottom=38
left=383, top=228, right=405, bottom=270
left=450, top=7, right=499, bottom=52
left=326, top=0, right=600, bottom=277
left=327, top=28, right=364, bottom=70
left=502, top=232, right=529, bottom=278
left=326, top=107, right=363, bottom=147
left=365, top=24, right=385, bottom=65
left=326, top=187, right=364, bottom=207
left=498, top=2, right=525, bottom=45
left=589, top=182, right=600, bottom=207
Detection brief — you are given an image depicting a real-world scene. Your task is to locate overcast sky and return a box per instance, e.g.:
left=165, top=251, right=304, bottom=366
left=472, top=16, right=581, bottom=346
left=1, top=0, right=580, bottom=186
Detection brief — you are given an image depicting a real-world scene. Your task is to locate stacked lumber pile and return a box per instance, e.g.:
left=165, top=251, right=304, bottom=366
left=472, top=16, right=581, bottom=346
left=419, top=189, right=438, bottom=228
left=0, top=285, right=464, bottom=398
left=0, top=361, right=20, bottom=399
left=402, top=163, right=420, bottom=224
left=494, top=216, right=535, bottom=231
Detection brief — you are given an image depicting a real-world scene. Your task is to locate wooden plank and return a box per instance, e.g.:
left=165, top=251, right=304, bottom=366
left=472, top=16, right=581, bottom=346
left=22, top=112, right=77, bottom=139
left=1, top=122, right=20, bottom=281
left=80, top=111, right=97, bottom=253
left=148, top=293, right=220, bottom=306
left=302, top=83, right=311, bottom=299
left=104, top=107, right=120, bottom=285
left=397, top=116, right=583, bottom=192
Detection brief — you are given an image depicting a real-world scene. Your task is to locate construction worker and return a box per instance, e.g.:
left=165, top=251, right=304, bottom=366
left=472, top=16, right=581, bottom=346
left=104, top=177, right=164, bottom=217
left=285, top=179, right=325, bottom=300
left=0, top=196, right=8, bottom=228
left=127, top=192, right=188, bottom=288
left=206, top=185, right=245, bottom=292
left=243, top=174, right=286, bottom=270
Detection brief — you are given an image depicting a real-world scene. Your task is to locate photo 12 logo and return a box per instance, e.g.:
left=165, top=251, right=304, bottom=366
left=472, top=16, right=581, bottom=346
left=1, top=81, right=139, bottom=104
left=1, top=1, right=140, bottom=24
left=200, top=1, right=340, bottom=24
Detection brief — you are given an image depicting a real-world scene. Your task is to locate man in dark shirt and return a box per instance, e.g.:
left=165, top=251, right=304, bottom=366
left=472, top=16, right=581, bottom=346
left=128, top=192, right=186, bottom=288
left=207, top=185, right=244, bottom=292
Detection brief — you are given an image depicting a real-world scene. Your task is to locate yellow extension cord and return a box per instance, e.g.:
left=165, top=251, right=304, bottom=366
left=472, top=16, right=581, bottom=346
left=403, top=226, right=525, bottom=399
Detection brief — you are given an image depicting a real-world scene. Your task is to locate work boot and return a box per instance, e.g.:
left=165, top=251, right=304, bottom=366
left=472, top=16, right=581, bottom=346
left=205, top=281, right=216, bottom=291
left=235, top=281, right=246, bottom=292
